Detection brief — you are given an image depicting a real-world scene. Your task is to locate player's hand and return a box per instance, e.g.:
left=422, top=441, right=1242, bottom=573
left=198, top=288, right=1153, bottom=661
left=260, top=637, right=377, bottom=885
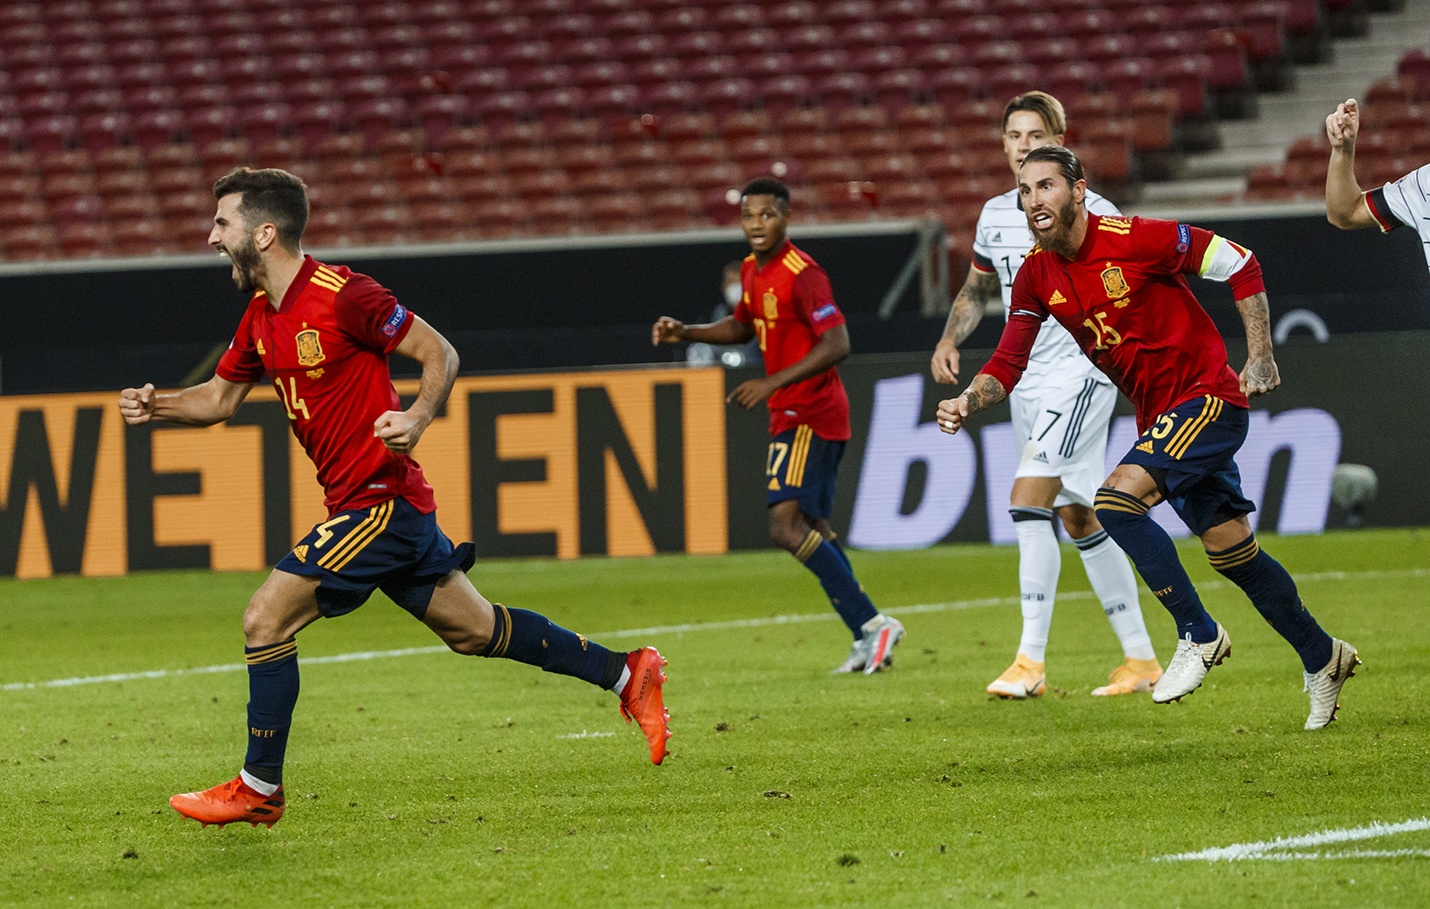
left=374, top=410, right=425, bottom=453
left=1239, top=356, right=1281, bottom=398
left=935, top=395, right=970, bottom=435
left=726, top=377, right=775, bottom=409
left=118, top=383, right=157, bottom=424
left=930, top=338, right=961, bottom=385
left=652, top=316, right=686, bottom=346
left=1325, top=99, right=1359, bottom=150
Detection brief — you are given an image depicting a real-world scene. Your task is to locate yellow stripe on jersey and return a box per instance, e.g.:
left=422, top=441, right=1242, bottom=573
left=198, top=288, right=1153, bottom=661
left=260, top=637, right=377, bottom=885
left=782, top=251, right=808, bottom=274
left=310, top=270, right=346, bottom=293
left=1097, top=220, right=1131, bottom=234
left=317, top=500, right=393, bottom=572
left=1165, top=396, right=1223, bottom=460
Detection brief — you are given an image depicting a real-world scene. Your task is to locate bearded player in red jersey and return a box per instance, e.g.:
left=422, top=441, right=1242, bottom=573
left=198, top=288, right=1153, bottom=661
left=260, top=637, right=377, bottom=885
left=936, top=147, right=1359, bottom=729
left=652, top=177, right=904, bottom=675
left=118, top=168, right=671, bottom=828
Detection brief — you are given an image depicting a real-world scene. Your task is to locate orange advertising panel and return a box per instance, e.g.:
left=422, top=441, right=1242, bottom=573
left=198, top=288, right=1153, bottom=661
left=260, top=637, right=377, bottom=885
left=0, top=368, right=727, bottom=579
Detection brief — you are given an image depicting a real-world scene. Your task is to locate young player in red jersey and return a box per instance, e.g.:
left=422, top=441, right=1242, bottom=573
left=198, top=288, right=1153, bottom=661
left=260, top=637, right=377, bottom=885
left=118, top=169, right=671, bottom=829
left=936, top=147, right=1359, bottom=729
left=652, top=177, right=904, bottom=675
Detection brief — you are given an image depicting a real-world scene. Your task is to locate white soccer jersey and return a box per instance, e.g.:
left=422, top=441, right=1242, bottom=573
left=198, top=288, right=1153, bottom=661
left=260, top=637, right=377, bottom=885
left=971, top=187, right=1121, bottom=382
left=1364, top=162, right=1430, bottom=270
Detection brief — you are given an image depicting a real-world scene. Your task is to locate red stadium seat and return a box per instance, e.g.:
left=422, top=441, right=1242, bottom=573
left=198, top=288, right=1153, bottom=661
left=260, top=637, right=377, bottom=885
left=1101, top=58, right=1157, bottom=107
left=726, top=28, right=781, bottom=58
left=758, top=75, right=815, bottom=120
left=815, top=72, right=874, bottom=117
left=532, top=87, right=587, bottom=127
left=661, top=112, right=715, bottom=142
left=927, top=68, right=985, bottom=112
left=893, top=19, right=949, bottom=54
left=1129, top=89, right=1177, bottom=152
left=1244, top=164, right=1297, bottom=202
left=78, top=112, right=132, bottom=152
left=527, top=195, right=586, bottom=235
left=642, top=82, right=700, bottom=119
left=587, top=84, right=641, bottom=129
left=574, top=60, right=629, bottom=89
left=649, top=188, right=701, bottom=230
left=588, top=192, right=647, bottom=233
left=701, top=78, right=755, bottom=120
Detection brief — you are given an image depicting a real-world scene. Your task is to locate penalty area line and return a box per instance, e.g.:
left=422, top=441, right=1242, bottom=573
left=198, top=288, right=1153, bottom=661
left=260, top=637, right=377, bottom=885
left=4, top=565, right=1426, bottom=693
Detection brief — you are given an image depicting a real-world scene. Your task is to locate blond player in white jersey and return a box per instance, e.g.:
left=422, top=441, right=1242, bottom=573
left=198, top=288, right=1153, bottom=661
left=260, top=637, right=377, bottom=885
left=1325, top=98, right=1430, bottom=269
left=931, top=91, right=1161, bottom=699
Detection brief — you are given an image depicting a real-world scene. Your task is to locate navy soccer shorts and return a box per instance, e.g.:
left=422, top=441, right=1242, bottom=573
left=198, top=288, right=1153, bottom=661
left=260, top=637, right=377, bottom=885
left=1119, top=394, right=1256, bottom=535
left=765, top=424, right=845, bottom=519
left=275, top=496, right=477, bottom=620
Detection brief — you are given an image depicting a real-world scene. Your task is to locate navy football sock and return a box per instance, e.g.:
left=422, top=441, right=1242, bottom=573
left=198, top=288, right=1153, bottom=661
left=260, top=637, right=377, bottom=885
left=1094, top=489, right=1218, bottom=643
left=481, top=603, right=626, bottom=689
left=824, top=532, right=854, bottom=572
left=795, top=530, right=879, bottom=637
left=243, top=640, right=299, bottom=787
left=1208, top=536, right=1333, bottom=672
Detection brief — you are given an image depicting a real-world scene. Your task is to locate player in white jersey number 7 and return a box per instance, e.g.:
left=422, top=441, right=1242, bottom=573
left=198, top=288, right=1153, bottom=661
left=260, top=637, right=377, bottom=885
left=930, top=91, right=1162, bottom=699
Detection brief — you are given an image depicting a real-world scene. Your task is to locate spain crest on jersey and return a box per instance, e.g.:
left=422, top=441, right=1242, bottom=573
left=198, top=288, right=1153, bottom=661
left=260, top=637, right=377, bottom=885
left=763, top=290, right=779, bottom=320
left=1101, top=265, right=1129, bottom=300
left=295, top=329, right=325, bottom=366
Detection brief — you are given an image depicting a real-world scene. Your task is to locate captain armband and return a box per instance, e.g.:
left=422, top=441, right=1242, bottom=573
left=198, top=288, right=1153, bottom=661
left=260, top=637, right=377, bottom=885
left=1198, top=234, right=1265, bottom=298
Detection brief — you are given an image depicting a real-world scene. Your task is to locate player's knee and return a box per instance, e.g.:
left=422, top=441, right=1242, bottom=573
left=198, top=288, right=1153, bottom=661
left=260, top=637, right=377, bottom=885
left=768, top=512, right=804, bottom=551
left=243, top=591, right=282, bottom=645
left=1059, top=504, right=1100, bottom=539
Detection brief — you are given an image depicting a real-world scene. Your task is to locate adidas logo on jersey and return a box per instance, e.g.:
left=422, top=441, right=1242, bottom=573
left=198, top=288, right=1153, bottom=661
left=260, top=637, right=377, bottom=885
left=992, top=232, right=1002, bottom=242
left=1048, top=290, right=1067, bottom=306
left=292, top=545, right=309, bottom=563
left=1032, top=452, right=1049, bottom=463
left=1136, top=441, right=1155, bottom=454
left=768, top=477, right=781, bottom=491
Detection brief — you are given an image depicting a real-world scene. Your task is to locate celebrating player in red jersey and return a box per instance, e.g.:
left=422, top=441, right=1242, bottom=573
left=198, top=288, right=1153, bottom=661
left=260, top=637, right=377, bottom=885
left=936, top=146, right=1359, bottom=729
left=118, top=168, right=671, bottom=829
left=652, top=177, right=904, bottom=675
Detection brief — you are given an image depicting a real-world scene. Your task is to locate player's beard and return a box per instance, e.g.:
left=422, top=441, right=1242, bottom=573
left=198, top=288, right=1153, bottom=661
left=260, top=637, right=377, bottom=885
left=1029, top=196, right=1079, bottom=253
left=227, top=235, right=262, bottom=295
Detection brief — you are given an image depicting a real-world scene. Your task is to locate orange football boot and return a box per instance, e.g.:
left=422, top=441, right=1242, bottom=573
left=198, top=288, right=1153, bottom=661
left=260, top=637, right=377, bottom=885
left=619, top=646, right=671, bottom=765
left=170, top=776, right=285, bottom=828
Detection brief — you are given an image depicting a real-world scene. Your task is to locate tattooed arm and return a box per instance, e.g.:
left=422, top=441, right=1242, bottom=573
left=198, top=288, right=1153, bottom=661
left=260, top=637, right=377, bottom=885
left=1235, top=291, right=1280, bottom=397
left=936, top=373, right=1008, bottom=435
left=930, top=265, right=1002, bottom=385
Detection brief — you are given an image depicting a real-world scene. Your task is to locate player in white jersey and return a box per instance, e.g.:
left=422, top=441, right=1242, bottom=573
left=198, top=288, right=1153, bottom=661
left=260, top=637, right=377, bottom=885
left=1325, top=98, right=1430, bottom=269
left=930, top=91, right=1161, bottom=699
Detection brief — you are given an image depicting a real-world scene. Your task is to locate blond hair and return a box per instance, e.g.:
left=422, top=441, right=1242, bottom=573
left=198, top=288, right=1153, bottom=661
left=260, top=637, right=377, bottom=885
left=1001, top=91, right=1067, bottom=136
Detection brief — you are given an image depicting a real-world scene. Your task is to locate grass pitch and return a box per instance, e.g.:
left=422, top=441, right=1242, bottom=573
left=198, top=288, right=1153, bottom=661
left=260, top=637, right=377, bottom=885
left=3, top=529, right=1429, bottom=908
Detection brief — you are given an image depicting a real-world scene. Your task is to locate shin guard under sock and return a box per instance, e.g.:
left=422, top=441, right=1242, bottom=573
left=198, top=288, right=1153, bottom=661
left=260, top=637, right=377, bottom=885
left=823, top=531, right=854, bottom=572
left=244, top=640, right=299, bottom=787
left=1011, top=507, right=1059, bottom=663
left=796, top=530, right=879, bottom=637
left=1208, top=536, right=1332, bottom=671
left=1074, top=529, right=1156, bottom=661
left=1094, top=489, right=1217, bottom=643
left=481, top=603, right=626, bottom=689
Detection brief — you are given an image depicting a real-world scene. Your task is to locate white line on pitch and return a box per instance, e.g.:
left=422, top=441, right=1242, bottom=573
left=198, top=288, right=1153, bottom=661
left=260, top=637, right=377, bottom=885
left=4, top=565, right=1426, bottom=693
left=1158, top=817, right=1430, bottom=862
left=0, top=594, right=1019, bottom=692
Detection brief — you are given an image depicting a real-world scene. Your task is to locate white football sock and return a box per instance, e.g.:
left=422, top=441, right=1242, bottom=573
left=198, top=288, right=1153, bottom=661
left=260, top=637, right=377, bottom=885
left=1075, top=530, right=1157, bottom=661
left=240, top=768, right=280, bottom=796
left=612, top=664, right=631, bottom=695
left=1012, top=508, right=1059, bottom=664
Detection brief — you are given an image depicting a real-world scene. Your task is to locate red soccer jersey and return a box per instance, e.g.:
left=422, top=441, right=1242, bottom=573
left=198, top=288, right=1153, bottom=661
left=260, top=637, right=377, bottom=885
left=731, top=240, right=851, bottom=440
left=981, top=215, right=1264, bottom=433
left=216, top=255, right=437, bottom=517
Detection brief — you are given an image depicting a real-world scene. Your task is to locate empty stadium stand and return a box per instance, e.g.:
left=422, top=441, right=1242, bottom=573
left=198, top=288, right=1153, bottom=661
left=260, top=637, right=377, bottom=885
left=0, top=0, right=1411, bottom=262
